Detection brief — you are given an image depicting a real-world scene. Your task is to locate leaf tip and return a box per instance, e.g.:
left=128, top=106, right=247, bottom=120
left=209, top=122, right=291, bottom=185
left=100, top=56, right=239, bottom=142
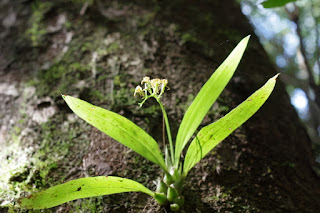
left=274, top=73, right=280, bottom=80
left=242, top=35, right=251, bottom=43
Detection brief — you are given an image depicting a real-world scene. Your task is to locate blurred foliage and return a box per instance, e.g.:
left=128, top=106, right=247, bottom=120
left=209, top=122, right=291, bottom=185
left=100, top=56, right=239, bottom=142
left=262, top=0, right=297, bottom=8
left=241, top=0, right=320, bottom=161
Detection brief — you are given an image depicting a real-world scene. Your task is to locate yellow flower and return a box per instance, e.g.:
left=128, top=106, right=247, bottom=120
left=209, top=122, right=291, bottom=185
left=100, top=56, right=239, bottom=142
left=150, top=78, right=161, bottom=94
left=141, top=76, right=150, bottom=85
left=136, top=77, right=168, bottom=99
left=160, top=79, right=168, bottom=85
left=134, top=85, right=144, bottom=97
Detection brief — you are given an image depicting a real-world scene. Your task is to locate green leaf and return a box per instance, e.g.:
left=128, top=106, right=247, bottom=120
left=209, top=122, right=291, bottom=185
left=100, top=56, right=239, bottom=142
left=183, top=74, right=279, bottom=175
left=62, top=95, right=167, bottom=172
left=262, top=0, right=296, bottom=8
left=174, top=36, right=250, bottom=166
left=19, top=176, right=154, bottom=209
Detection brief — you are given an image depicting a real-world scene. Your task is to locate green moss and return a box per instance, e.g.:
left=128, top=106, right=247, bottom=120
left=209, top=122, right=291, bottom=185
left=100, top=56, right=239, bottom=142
left=28, top=25, right=122, bottom=98
left=89, top=89, right=108, bottom=102
left=64, top=20, right=72, bottom=30
left=113, top=75, right=121, bottom=86
left=81, top=42, right=94, bottom=52
left=0, top=110, right=91, bottom=209
left=69, top=62, right=90, bottom=72
left=181, top=32, right=199, bottom=44
left=106, top=42, right=120, bottom=53
left=138, top=8, right=159, bottom=27
left=68, top=197, right=104, bottom=213
left=30, top=60, right=90, bottom=97
left=70, top=0, right=94, bottom=5
left=25, top=1, right=52, bottom=47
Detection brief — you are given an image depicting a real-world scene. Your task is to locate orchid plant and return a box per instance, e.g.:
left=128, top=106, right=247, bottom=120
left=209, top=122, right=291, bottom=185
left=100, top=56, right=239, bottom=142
left=19, top=36, right=278, bottom=211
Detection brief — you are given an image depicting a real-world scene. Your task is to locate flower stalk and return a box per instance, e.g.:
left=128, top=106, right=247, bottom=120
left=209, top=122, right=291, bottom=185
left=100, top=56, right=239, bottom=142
left=134, top=77, right=174, bottom=163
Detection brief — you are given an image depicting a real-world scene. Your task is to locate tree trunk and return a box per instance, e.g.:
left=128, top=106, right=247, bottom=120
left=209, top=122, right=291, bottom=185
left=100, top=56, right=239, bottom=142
left=1, top=0, right=319, bottom=212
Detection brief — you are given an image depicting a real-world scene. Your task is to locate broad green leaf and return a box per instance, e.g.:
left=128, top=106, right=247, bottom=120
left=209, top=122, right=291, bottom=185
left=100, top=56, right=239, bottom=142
left=19, top=176, right=154, bottom=209
left=183, top=74, right=279, bottom=175
left=174, top=36, right=250, bottom=166
left=262, top=0, right=296, bottom=8
left=62, top=95, right=167, bottom=172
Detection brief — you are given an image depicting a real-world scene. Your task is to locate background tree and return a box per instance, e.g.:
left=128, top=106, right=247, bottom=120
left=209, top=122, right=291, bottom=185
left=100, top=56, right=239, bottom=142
left=1, top=0, right=319, bottom=212
left=242, top=0, right=320, bottom=161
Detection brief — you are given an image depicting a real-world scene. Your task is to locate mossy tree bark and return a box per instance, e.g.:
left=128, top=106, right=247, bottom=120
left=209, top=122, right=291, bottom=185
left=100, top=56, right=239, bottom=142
left=1, top=0, right=319, bottom=212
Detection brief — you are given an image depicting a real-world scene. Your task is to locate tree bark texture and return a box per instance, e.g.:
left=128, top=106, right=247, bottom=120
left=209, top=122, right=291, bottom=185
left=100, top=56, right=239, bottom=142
left=1, top=0, right=319, bottom=212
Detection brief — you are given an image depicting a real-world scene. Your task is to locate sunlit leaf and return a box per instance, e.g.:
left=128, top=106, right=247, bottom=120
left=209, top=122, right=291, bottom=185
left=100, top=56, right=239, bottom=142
left=262, top=0, right=296, bottom=8
left=174, top=36, right=250, bottom=166
left=62, top=95, right=167, bottom=172
left=183, top=74, right=279, bottom=175
left=19, top=176, right=154, bottom=209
